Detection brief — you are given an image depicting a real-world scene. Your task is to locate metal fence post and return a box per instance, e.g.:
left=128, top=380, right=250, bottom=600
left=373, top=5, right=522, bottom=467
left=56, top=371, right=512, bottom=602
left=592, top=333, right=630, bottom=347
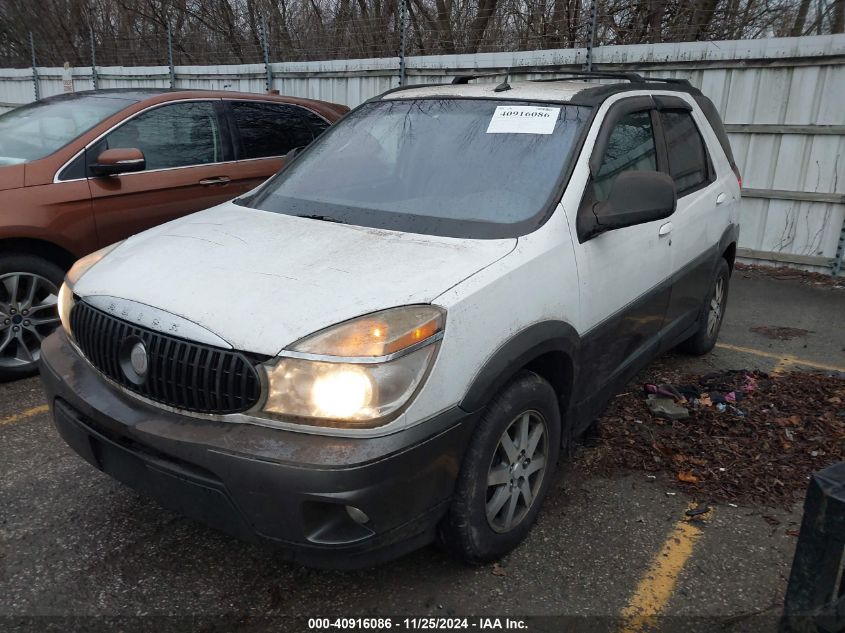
left=89, top=28, right=98, bottom=90
left=585, top=0, right=598, bottom=72
left=833, top=215, right=845, bottom=277
left=29, top=31, right=40, bottom=101
left=166, top=25, right=176, bottom=88
left=398, top=0, right=408, bottom=86
left=259, top=15, right=272, bottom=92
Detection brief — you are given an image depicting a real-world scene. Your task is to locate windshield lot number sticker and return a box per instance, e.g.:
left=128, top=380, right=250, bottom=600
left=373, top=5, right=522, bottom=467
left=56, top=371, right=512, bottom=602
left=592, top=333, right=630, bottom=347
left=486, top=105, right=559, bottom=134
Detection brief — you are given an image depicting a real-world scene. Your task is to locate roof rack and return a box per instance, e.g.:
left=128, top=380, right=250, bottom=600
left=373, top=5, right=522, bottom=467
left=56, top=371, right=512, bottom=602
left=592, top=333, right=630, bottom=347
left=648, top=77, right=693, bottom=86
left=528, top=71, right=692, bottom=87
left=450, top=69, right=691, bottom=88
left=371, top=69, right=697, bottom=105
left=529, top=69, right=646, bottom=82
left=451, top=73, right=506, bottom=84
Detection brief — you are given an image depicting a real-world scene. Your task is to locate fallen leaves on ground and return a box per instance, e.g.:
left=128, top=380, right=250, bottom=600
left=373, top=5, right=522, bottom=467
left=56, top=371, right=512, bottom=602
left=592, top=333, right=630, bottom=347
left=577, top=370, right=845, bottom=508
left=677, top=471, right=700, bottom=484
left=735, top=263, right=845, bottom=290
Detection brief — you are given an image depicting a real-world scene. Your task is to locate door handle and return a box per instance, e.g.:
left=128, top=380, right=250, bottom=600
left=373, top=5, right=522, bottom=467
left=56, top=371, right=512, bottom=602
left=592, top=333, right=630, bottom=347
left=199, top=176, right=231, bottom=185
left=716, top=192, right=727, bottom=205
left=658, top=222, right=673, bottom=237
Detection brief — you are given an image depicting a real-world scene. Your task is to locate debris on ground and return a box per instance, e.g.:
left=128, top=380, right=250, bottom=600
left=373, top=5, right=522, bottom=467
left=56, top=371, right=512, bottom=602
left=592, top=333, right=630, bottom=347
left=677, top=470, right=700, bottom=483
left=646, top=396, right=690, bottom=420
left=578, top=370, right=845, bottom=508
left=685, top=503, right=711, bottom=517
left=750, top=325, right=813, bottom=340
left=735, top=263, right=845, bottom=290
left=643, top=369, right=765, bottom=418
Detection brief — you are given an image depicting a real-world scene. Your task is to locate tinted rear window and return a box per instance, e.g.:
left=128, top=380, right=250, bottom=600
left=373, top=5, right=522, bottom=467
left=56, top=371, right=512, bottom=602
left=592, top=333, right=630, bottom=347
left=230, top=102, right=325, bottom=159
left=661, top=110, right=710, bottom=195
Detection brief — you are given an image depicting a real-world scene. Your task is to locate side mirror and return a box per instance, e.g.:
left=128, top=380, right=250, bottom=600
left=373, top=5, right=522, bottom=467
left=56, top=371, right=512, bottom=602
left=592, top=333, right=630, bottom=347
left=282, top=146, right=303, bottom=166
left=90, top=148, right=145, bottom=177
left=591, top=171, right=676, bottom=236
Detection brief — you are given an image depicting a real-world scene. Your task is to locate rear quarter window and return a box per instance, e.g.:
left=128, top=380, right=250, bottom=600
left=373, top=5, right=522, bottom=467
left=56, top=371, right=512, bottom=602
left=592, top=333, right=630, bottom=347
left=693, top=95, right=736, bottom=169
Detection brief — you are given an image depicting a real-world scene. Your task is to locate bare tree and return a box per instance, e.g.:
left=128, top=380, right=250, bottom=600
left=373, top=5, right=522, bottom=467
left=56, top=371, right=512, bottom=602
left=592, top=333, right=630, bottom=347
left=834, top=0, right=845, bottom=32
left=790, top=0, right=812, bottom=35
left=0, top=0, right=836, bottom=69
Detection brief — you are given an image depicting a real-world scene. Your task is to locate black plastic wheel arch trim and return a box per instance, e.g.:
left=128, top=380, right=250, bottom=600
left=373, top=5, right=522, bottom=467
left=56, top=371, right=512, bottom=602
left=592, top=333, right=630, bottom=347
left=459, top=320, right=580, bottom=414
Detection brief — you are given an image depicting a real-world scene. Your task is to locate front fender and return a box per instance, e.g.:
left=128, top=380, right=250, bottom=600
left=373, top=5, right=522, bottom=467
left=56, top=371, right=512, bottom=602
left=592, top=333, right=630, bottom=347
left=459, top=320, right=581, bottom=413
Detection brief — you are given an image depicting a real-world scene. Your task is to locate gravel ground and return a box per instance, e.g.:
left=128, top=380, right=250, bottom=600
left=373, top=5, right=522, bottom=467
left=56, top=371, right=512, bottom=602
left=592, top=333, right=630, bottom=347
left=579, top=368, right=845, bottom=507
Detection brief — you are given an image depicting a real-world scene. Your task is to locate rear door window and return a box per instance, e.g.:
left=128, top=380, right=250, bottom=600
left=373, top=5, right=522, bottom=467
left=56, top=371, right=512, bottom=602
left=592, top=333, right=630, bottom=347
left=660, top=110, right=711, bottom=196
left=101, top=101, right=223, bottom=171
left=229, top=102, right=327, bottom=160
left=592, top=110, right=658, bottom=201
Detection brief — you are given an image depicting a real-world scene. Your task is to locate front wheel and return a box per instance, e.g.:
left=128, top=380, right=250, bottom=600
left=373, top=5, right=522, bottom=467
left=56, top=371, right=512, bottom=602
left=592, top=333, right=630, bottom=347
left=677, top=258, right=731, bottom=356
left=0, top=255, right=65, bottom=381
left=438, top=371, right=561, bottom=564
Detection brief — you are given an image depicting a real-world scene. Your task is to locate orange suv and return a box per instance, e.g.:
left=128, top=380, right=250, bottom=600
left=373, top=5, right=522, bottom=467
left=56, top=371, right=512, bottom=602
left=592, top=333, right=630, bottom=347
left=0, top=88, right=347, bottom=380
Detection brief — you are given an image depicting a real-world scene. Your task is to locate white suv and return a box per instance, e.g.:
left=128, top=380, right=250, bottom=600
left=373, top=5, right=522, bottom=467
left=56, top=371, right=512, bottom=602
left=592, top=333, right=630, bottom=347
left=40, top=72, right=740, bottom=568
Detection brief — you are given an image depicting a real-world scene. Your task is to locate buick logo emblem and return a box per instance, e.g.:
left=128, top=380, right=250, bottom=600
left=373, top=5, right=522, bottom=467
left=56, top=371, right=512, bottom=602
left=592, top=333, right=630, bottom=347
left=129, top=341, right=149, bottom=376
left=119, top=336, right=149, bottom=385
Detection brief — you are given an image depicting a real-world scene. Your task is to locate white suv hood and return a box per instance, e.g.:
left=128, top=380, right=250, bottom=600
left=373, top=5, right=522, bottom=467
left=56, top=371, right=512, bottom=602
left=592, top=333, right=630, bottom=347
left=74, top=203, right=516, bottom=355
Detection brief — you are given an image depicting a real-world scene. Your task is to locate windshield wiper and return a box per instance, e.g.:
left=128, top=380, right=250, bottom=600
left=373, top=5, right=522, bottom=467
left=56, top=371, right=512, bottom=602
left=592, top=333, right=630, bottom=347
left=296, top=214, right=346, bottom=224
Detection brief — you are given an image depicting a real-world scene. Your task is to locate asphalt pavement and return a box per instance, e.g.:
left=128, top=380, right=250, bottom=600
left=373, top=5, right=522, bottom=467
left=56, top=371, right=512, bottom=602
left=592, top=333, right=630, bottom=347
left=1, top=270, right=843, bottom=631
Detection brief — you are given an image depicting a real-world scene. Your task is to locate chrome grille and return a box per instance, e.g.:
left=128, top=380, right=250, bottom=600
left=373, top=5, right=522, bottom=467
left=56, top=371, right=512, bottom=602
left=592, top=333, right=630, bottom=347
left=70, top=301, right=262, bottom=414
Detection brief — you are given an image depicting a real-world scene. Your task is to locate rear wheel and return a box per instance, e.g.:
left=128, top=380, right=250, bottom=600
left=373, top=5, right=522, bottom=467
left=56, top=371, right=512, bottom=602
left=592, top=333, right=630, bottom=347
left=439, top=371, right=561, bottom=564
left=0, top=255, right=65, bottom=381
left=678, top=258, right=730, bottom=356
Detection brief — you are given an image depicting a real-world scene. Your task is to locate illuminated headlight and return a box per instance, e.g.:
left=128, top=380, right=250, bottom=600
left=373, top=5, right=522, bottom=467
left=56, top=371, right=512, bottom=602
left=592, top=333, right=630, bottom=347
left=66, top=242, right=123, bottom=285
left=260, top=306, right=444, bottom=428
left=58, top=241, right=123, bottom=339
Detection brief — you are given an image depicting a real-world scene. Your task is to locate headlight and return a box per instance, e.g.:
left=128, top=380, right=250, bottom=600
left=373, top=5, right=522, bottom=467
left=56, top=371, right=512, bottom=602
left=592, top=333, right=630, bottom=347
left=57, top=282, right=75, bottom=337
left=60, top=241, right=124, bottom=338
left=261, top=306, right=444, bottom=428
left=66, top=242, right=123, bottom=285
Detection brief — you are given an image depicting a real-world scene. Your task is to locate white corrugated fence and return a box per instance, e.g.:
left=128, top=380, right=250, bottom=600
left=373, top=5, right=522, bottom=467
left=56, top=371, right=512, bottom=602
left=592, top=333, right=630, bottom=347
left=1, top=35, right=843, bottom=275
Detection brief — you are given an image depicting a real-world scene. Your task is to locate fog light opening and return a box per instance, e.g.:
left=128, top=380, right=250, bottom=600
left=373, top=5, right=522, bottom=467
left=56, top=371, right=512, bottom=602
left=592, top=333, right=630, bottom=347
left=346, top=505, right=370, bottom=525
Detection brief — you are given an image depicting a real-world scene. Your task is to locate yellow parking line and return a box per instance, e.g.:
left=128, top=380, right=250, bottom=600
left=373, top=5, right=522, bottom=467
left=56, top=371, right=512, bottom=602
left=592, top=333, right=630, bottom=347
left=771, top=358, right=795, bottom=377
left=715, top=342, right=791, bottom=361
left=715, top=343, right=845, bottom=373
left=619, top=520, right=704, bottom=633
left=0, top=404, right=49, bottom=427
left=786, top=357, right=845, bottom=373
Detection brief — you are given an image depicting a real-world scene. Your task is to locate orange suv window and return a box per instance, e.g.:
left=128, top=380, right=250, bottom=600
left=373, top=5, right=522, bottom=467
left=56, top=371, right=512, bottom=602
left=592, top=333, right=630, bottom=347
left=104, top=101, right=223, bottom=170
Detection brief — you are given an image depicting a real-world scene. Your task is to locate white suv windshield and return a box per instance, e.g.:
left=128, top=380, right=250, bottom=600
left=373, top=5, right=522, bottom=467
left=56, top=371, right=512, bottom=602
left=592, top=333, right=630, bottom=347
left=241, top=99, right=591, bottom=238
left=0, top=95, right=134, bottom=165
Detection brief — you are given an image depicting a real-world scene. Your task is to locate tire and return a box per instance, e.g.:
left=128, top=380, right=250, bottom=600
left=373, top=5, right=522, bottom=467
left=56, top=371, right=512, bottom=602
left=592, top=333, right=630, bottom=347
left=0, top=254, right=66, bottom=382
left=439, top=370, right=561, bottom=564
left=677, top=258, right=731, bottom=356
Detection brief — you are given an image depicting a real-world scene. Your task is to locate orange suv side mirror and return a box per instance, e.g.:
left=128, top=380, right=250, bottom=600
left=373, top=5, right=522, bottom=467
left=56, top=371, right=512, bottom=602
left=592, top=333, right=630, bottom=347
left=91, top=148, right=146, bottom=177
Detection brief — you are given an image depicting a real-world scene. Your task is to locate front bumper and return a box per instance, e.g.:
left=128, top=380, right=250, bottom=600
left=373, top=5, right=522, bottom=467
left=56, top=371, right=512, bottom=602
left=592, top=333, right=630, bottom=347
left=39, top=331, right=477, bottom=568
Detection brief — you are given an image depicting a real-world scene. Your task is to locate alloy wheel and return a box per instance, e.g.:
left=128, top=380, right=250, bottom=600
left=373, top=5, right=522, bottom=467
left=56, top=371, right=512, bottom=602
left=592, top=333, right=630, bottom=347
left=707, top=276, right=724, bottom=337
left=0, top=273, right=61, bottom=369
left=485, top=410, right=549, bottom=533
